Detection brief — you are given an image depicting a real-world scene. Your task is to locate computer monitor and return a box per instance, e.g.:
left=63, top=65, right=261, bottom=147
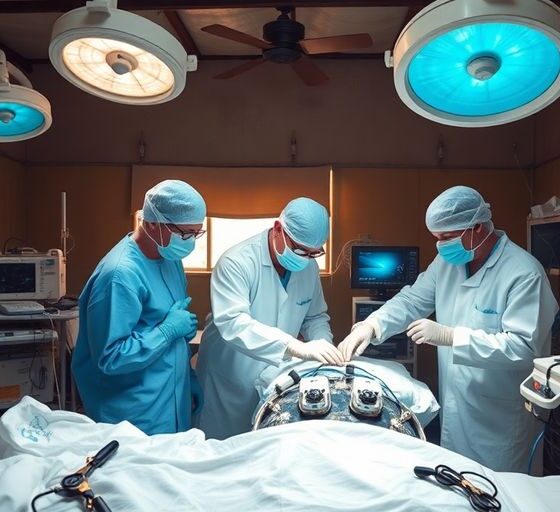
left=351, top=246, right=419, bottom=299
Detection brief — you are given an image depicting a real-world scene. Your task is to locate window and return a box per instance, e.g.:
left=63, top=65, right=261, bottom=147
left=134, top=214, right=328, bottom=272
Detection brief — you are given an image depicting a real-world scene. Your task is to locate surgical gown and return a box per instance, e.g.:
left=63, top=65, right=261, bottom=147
left=72, top=235, right=197, bottom=435
left=196, top=230, right=332, bottom=439
left=365, top=232, right=558, bottom=472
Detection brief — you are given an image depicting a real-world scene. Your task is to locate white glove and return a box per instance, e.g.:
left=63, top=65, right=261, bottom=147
left=338, top=322, right=377, bottom=361
left=406, top=319, right=454, bottom=346
left=286, top=339, right=345, bottom=366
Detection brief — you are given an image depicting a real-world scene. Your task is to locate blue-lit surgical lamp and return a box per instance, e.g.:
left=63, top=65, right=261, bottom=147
left=0, top=51, right=52, bottom=142
left=386, top=0, right=560, bottom=127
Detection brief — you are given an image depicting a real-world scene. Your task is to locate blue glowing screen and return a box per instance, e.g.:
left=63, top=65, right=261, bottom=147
left=407, top=23, right=560, bottom=116
left=0, top=102, right=45, bottom=137
left=351, top=246, right=419, bottom=289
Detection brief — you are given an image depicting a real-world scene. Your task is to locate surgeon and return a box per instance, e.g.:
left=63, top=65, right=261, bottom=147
left=196, top=197, right=343, bottom=439
left=72, top=180, right=206, bottom=435
left=339, top=186, right=558, bottom=472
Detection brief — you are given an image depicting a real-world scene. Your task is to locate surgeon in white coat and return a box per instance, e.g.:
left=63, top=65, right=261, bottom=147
left=339, top=186, right=558, bottom=472
left=196, top=197, right=344, bottom=439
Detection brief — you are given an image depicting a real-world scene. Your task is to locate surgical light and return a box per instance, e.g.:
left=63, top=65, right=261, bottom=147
left=386, top=0, right=560, bottom=127
left=49, top=0, right=197, bottom=105
left=0, top=51, right=52, bottom=142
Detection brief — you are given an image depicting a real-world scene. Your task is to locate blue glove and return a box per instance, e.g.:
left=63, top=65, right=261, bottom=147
left=158, top=297, right=198, bottom=342
left=191, top=372, right=204, bottom=416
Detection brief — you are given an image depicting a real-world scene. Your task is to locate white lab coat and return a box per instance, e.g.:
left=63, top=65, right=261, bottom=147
left=365, top=232, right=558, bottom=472
left=196, top=230, right=332, bottom=439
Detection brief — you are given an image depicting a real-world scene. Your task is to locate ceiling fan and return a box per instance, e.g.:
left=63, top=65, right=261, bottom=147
left=201, top=7, right=373, bottom=86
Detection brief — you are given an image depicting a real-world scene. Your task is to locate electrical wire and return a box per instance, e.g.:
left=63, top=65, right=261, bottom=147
left=42, top=313, right=62, bottom=410
left=2, top=237, right=33, bottom=254
left=31, top=488, right=58, bottom=512
left=527, top=428, right=546, bottom=475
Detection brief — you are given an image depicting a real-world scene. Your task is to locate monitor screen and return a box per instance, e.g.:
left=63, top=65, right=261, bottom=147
left=0, top=263, right=36, bottom=294
left=351, top=246, right=419, bottom=289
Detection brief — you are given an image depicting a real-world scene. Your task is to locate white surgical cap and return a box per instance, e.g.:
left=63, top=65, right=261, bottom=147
left=426, top=186, right=491, bottom=232
left=280, top=197, right=329, bottom=249
left=142, top=180, right=206, bottom=224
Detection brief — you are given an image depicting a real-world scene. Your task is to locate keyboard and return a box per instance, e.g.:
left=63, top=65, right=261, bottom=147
left=0, top=328, right=57, bottom=345
left=0, top=301, right=45, bottom=316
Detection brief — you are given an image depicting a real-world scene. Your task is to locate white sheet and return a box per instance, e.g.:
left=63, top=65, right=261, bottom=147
left=1, top=397, right=559, bottom=512
left=255, top=357, right=440, bottom=427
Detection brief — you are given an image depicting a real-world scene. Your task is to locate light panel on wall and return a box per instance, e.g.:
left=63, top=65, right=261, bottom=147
left=386, top=0, right=560, bottom=127
left=49, top=0, right=197, bottom=105
left=0, top=51, right=52, bottom=143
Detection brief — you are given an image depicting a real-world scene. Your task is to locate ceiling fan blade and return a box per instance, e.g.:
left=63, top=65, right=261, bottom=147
left=213, top=59, right=266, bottom=80
left=300, top=34, right=373, bottom=54
left=291, top=56, right=329, bottom=86
left=201, top=24, right=272, bottom=50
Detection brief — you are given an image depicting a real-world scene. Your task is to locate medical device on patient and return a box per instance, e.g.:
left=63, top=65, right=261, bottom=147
left=253, top=364, right=426, bottom=439
left=31, top=440, right=119, bottom=512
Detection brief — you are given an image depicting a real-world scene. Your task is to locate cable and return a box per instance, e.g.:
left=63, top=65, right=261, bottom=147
left=31, top=489, right=57, bottom=512
left=527, top=428, right=546, bottom=475
left=2, top=237, right=33, bottom=254
left=42, top=313, right=62, bottom=410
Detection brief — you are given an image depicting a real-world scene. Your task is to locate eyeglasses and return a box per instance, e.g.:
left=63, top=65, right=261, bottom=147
left=168, top=224, right=206, bottom=241
left=283, top=230, right=325, bottom=259
left=414, top=465, right=501, bottom=512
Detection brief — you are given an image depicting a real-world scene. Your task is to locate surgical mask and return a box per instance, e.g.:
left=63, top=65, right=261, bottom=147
left=141, top=196, right=196, bottom=260
left=436, top=227, right=492, bottom=266
left=158, top=233, right=195, bottom=260
left=274, top=229, right=310, bottom=272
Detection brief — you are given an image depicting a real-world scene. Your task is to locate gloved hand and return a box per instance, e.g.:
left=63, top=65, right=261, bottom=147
left=191, top=373, right=204, bottom=416
left=406, top=319, right=454, bottom=346
left=338, top=322, right=376, bottom=361
left=158, top=297, right=198, bottom=342
left=286, top=339, right=345, bottom=366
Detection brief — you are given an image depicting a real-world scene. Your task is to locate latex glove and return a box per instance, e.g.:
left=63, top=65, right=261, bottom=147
left=406, top=319, right=454, bottom=346
left=191, top=373, right=204, bottom=416
left=338, top=322, right=376, bottom=361
left=158, top=297, right=198, bottom=342
left=286, top=339, right=345, bottom=366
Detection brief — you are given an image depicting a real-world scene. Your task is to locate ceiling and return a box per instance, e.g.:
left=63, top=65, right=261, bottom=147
left=0, top=1, right=428, bottom=73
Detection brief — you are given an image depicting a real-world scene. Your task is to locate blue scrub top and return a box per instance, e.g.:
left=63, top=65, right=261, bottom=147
left=72, top=235, right=193, bottom=435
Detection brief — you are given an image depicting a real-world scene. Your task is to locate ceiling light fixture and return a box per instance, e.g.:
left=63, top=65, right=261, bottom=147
left=0, top=51, right=52, bottom=142
left=49, top=0, right=197, bottom=105
left=386, top=0, right=560, bottom=127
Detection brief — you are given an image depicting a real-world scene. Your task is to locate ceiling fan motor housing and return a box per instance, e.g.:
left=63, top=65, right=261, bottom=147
left=263, top=17, right=305, bottom=63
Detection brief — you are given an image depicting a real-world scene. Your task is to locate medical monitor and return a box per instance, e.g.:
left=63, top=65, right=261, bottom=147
left=351, top=246, right=419, bottom=299
left=0, top=249, right=66, bottom=301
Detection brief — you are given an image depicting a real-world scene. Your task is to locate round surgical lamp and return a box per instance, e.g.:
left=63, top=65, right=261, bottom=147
left=0, top=51, right=52, bottom=142
left=386, top=0, right=560, bottom=127
left=48, top=0, right=197, bottom=105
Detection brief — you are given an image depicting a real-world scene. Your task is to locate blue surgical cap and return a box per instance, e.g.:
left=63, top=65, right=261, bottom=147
left=142, top=180, right=206, bottom=224
left=426, top=186, right=491, bottom=232
left=280, top=197, right=329, bottom=249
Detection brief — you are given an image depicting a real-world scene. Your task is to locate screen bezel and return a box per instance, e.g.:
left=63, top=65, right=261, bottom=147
left=350, top=245, right=420, bottom=290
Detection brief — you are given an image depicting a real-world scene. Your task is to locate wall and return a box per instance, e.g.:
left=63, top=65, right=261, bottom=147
left=0, top=154, right=27, bottom=250
left=9, top=60, right=535, bottom=168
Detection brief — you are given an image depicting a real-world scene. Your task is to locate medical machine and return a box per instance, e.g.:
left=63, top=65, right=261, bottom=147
left=520, top=356, right=560, bottom=410
left=0, top=328, right=56, bottom=346
left=298, top=376, right=331, bottom=416
left=0, top=249, right=66, bottom=301
left=254, top=365, right=425, bottom=440
left=351, top=245, right=419, bottom=300
left=349, top=377, right=383, bottom=418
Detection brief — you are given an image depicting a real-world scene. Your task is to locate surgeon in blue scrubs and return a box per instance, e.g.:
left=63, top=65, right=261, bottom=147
left=72, top=180, right=206, bottom=435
